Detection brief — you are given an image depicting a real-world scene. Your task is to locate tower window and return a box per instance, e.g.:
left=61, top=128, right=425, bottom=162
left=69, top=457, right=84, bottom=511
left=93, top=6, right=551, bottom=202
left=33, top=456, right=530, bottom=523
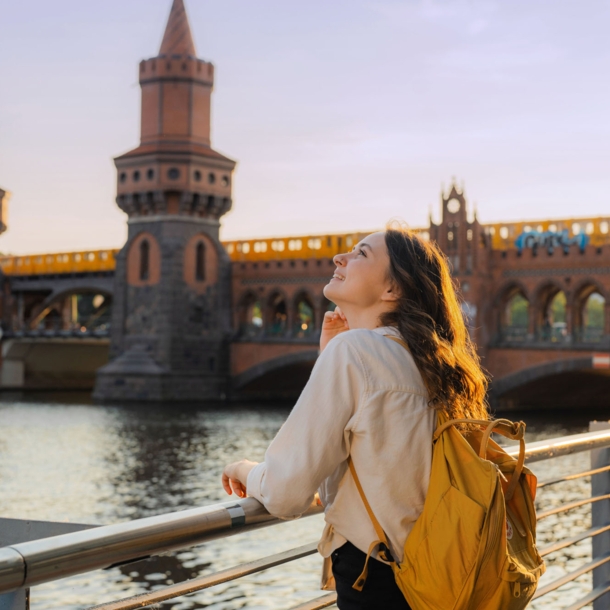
left=168, top=168, right=180, bottom=180
left=221, top=175, right=230, bottom=187
left=208, top=172, right=216, bottom=184
left=140, top=240, right=150, bottom=281
left=146, top=169, right=155, bottom=180
left=196, top=241, right=205, bottom=281
left=133, top=170, right=141, bottom=182
left=119, top=172, right=127, bottom=183
left=194, top=170, right=202, bottom=182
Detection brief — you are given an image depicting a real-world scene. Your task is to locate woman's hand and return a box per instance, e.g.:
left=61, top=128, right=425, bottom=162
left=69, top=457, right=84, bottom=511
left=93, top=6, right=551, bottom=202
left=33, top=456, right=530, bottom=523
left=222, top=459, right=259, bottom=498
left=320, top=306, right=349, bottom=353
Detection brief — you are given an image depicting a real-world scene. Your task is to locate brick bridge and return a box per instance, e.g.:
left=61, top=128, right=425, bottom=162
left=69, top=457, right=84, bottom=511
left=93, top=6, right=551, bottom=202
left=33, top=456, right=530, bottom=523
left=1, top=0, right=609, bottom=408
left=2, top=183, right=610, bottom=409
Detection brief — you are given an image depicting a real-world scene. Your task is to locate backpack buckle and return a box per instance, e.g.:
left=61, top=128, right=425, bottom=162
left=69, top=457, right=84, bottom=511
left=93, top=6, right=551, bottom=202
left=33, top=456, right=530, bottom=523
left=379, top=542, right=394, bottom=563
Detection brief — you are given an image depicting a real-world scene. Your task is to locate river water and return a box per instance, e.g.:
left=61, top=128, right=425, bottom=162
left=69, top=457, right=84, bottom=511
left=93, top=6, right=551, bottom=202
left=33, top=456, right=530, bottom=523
left=0, top=393, right=606, bottom=609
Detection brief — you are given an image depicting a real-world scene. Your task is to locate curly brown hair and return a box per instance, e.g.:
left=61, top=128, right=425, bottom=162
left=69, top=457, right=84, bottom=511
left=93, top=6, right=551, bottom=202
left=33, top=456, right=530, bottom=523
left=380, top=226, right=489, bottom=421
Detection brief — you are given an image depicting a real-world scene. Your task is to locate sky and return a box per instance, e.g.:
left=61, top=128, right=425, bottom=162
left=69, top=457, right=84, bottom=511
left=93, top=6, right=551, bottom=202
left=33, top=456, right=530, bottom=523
left=1, top=0, right=610, bottom=255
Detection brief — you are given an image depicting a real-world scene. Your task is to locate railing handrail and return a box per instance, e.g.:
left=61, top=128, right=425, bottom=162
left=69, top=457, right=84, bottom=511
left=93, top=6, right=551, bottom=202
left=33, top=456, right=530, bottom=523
left=1, top=426, right=610, bottom=596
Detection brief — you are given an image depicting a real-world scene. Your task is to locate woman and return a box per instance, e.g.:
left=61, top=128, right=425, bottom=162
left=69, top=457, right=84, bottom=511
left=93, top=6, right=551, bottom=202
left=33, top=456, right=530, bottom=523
left=222, top=227, right=489, bottom=609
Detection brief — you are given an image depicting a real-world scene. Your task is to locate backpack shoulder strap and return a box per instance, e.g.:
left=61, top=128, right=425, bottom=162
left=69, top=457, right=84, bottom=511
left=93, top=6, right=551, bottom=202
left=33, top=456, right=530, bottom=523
left=347, top=457, right=392, bottom=554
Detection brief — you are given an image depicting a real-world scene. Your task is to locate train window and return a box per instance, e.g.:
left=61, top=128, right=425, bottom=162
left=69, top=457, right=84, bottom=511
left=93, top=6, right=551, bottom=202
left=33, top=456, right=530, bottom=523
left=227, top=243, right=235, bottom=254
left=196, top=242, right=205, bottom=281
left=36, top=257, right=43, bottom=264
left=86, top=253, right=95, bottom=261
left=572, top=223, right=581, bottom=235
left=100, top=252, right=109, bottom=261
left=24, top=258, right=30, bottom=265
left=16, top=258, right=22, bottom=266
left=523, top=226, right=532, bottom=233
left=346, top=236, right=353, bottom=248
left=549, top=224, right=557, bottom=232
left=288, top=239, right=302, bottom=251
left=74, top=254, right=81, bottom=262
left=242, top=242, right=250, bottom=254
left=499, top=227, right=509, bottom=239
left=537, top=225, right=543, bottom=232
left=601, top=221, right=609, bottom=234
left=46, top=256, right=53, bottom=264
left=271, top=240, right=285, bottom=252
left=253, top=241, right=268, bottom=253
left=586, top=222, right=595, bottom=234
left=488, top=227, right=496, bottom=235
left=307, top=238, right=322, bottom=250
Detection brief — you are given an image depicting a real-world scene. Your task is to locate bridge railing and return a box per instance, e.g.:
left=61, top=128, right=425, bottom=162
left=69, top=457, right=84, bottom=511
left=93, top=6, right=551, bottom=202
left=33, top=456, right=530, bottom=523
left=2, top=426, right=610, bottom=609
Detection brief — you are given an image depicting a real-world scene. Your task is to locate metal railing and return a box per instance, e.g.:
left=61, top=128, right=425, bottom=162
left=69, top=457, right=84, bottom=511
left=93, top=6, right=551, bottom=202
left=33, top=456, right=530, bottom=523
left=2, top=425, right=610, bottom=609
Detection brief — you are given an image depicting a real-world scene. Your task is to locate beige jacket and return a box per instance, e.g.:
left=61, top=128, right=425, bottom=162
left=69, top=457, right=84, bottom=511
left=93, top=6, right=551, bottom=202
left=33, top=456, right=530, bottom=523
left=246, top=326, right=434, bottom=564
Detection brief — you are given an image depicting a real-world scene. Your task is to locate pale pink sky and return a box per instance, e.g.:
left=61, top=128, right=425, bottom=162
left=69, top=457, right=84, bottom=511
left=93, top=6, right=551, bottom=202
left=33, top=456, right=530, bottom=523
left=1, top=0, right=609, bottom=254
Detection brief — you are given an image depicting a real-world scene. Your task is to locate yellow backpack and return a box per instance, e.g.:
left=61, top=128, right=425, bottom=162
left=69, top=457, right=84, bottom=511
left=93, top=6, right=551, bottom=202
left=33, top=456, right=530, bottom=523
left=348, top=412, right=546, bottom=609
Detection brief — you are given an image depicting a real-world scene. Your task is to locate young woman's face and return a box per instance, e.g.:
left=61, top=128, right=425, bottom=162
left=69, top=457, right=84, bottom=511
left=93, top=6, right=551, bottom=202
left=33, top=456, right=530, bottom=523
left=323, top=231, right=395, bottom=310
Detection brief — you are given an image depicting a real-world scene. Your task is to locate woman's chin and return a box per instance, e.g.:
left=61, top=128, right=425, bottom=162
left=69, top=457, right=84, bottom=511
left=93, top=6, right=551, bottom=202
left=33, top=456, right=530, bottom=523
left=323, top=281, right=340, bottom=301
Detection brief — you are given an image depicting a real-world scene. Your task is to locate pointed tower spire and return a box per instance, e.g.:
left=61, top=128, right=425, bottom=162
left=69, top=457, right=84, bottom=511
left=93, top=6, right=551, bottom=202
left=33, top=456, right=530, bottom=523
left=160, top=0, right=196, bottom=57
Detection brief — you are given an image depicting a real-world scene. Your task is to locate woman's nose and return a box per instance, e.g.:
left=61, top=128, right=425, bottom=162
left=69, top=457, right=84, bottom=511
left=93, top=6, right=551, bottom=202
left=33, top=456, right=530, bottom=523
left=333, top=253, right=346, bottom=266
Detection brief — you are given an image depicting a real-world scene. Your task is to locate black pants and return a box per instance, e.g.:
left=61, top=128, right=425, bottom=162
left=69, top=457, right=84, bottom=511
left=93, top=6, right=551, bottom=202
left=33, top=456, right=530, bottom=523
left=331, top=542, right=411, bottom=610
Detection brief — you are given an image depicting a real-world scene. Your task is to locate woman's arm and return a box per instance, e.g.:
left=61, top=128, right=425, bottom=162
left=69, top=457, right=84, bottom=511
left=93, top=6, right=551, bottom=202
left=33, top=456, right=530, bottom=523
left=222, top=334, right=366, bottom=517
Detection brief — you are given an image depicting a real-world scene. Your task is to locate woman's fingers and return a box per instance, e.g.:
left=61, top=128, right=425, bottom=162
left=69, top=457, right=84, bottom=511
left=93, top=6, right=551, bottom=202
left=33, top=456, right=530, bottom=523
left=231, top=479, right=246, bottom=498
left=222, top=472, right=233, bottom=495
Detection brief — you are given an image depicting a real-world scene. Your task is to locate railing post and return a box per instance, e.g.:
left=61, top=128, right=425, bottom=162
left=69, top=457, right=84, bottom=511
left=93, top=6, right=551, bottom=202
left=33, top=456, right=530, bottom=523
left=590, top=421, right=610, bottom=610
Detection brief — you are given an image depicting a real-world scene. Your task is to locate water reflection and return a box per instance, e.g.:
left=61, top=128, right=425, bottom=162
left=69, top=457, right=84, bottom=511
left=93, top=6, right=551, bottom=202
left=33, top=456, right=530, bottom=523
left=0, top=394, right=607, bottom=609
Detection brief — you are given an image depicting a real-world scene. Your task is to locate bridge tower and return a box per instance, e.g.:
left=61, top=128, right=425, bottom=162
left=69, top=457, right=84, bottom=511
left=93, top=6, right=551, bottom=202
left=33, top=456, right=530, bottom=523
left=429, top=181, right=490, bottom=349
left=94, top=0, right=236, bottom=401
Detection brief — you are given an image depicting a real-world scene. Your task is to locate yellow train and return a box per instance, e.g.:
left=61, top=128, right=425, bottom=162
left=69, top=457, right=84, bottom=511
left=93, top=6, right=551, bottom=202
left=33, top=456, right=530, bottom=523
left=486, top=217, right=610, bottom=250
left=1, top=219, right=608, bottom=276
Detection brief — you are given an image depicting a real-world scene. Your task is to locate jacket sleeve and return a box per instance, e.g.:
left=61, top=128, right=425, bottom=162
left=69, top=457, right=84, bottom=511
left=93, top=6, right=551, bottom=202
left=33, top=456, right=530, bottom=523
left=246, top=334, right=367, bottom=518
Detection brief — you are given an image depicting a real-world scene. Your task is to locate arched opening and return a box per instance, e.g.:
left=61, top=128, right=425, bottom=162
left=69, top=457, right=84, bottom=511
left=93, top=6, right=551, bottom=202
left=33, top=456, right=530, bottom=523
left=195, top=241, right=205, bottom=281
left=139, top=240, right=150, bottom=281
left=540, top=290, right=567, bottom=342
left=267, top=292, right=287, bottom=336
left=293, top=293, right=315, bottom=338
left=239, top=293, right=263, bottom=338
left=581, top=292, right=605, bottom=342
left=31, top=292, right=112, bottom=334
left=500, top=291, right=529, bottom=342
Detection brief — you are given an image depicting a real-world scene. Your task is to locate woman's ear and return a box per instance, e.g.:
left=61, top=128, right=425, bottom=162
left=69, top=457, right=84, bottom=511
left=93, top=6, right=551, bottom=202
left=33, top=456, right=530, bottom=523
left=381, top=282, right=400, bottom=303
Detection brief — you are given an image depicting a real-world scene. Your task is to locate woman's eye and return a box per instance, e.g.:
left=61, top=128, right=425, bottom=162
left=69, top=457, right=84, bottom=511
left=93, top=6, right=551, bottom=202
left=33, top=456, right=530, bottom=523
left=358, top=249, right=366, bottom=257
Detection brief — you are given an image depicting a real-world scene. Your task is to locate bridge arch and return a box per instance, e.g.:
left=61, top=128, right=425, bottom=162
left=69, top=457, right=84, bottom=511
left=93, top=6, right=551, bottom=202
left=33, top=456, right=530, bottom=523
left=572, top=279, right=607, bottom=342
left=266, top=289, right=289, bottom=337
left=532, top=280, right=567, bottom=341
left=493, top=281, right=531, bottom=342
left=292, top=289, right=316, bottom=338
left=233, top=349, right=320, bottom=397
left=28, top=286, right=113, bottom=332
left=490, top=355, right=610, bottom=410
left=236, top=290, right=263, bottom=338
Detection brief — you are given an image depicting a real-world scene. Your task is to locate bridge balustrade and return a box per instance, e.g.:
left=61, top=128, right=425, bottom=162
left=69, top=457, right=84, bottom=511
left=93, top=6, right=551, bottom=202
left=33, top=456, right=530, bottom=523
left=2, top=426, right=610, bottom=609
